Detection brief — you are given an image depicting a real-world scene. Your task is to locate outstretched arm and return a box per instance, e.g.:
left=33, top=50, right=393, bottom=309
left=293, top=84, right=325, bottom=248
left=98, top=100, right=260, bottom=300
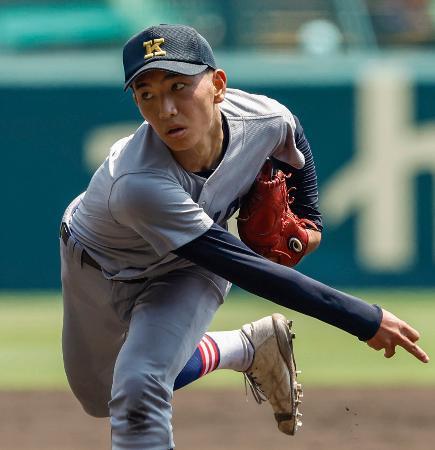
left=174, top=223, right=429, bottom=363
left=367, top=309, right=429, bottom=363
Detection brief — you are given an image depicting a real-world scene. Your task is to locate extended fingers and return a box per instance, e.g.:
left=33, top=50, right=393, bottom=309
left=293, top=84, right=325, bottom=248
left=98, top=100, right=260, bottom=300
left=401, top=323, right=420, bottom=343
left=367, top=329, right=429, bottom=363
left=398, top=338, right=429, bottom=363
left=397, top=323, right=429, bottom=362
left=381, top=338, right=428, bottom=363
left=367, top=310, right=429, bottom=363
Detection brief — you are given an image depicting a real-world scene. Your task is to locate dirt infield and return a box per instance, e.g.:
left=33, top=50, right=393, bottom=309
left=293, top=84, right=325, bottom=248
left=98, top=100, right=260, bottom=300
left=1, top=388, right=434, bottom=450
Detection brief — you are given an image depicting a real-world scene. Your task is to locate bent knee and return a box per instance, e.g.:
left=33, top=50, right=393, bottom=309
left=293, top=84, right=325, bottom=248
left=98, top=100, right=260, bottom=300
left=68, top=382, right=111, bottom=418
left=82, top=400, right=110, bottom=418
left=110, top=372, right=172, bottom=430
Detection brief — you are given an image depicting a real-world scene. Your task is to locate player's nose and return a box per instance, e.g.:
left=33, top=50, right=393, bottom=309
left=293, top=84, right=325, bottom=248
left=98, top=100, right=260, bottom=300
left=158, top=96, right=177, bottom=119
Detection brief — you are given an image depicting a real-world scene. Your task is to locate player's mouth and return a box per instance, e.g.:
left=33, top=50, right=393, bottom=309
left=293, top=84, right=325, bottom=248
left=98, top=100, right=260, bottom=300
left=166, top=126, right=186, bottom=138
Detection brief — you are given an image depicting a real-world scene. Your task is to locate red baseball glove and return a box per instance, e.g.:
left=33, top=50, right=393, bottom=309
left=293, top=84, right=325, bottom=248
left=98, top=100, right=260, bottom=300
left=237, top=160, right=319, bottom=267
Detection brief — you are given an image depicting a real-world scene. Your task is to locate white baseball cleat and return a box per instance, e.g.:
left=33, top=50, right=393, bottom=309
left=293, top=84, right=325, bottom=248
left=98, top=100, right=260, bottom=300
left=241, top=313, right=302, bottom=435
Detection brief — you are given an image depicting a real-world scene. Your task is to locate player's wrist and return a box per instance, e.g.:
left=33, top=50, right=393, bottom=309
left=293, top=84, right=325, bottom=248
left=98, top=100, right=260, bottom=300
left=305, top=228, right=322, bottom=255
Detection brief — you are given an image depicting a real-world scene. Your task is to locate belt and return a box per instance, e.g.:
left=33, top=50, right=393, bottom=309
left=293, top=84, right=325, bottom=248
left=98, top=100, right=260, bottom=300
left=60, top=222, right=101, bottom=271
left=60, top=222, right=146, bottom=284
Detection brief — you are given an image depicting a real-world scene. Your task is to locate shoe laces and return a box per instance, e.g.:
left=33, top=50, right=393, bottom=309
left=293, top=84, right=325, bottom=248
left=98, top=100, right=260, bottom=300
left=244, top=372, right=268, bottom=404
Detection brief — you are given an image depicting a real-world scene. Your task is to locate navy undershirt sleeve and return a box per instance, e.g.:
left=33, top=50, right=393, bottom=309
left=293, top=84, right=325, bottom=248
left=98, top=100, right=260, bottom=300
left=174, top=223, right=382, bottom=341
left=272, top=115, right=323, bottom=230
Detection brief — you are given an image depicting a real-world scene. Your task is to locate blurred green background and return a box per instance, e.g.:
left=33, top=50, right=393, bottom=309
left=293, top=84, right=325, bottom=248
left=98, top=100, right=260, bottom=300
left=1, top=0, right=435, bottom=390
left=1, top=290, right=434, bottom=389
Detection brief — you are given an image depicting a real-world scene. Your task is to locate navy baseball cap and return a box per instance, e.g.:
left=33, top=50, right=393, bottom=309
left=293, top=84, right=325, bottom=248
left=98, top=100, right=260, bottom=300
left=123, top=24, right=217, bottom=91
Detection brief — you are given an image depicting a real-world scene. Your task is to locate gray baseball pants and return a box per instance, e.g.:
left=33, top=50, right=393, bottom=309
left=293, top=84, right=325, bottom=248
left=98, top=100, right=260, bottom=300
left=60, top=226, right=230, bottom=450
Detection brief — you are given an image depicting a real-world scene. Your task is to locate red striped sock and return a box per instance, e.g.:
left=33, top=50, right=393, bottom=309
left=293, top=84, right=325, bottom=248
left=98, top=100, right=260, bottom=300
left=198, top=334, right=220, bottom=377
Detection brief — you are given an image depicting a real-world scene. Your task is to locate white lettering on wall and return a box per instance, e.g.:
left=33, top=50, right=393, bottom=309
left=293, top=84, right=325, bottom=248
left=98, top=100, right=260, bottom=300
left=84, top=123, right=139, bottom=171
left=321, top=65, right=435, bottom=271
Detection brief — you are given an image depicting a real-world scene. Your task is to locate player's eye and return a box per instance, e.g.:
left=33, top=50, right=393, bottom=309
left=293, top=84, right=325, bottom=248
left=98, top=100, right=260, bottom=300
left=141, top=91, right=153, bottom=100
left=173, top=82, right=185, bottom=91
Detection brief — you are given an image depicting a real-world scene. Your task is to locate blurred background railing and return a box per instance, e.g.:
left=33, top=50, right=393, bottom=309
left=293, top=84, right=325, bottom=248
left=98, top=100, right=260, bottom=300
left=0, top=0, right=434, bottom=52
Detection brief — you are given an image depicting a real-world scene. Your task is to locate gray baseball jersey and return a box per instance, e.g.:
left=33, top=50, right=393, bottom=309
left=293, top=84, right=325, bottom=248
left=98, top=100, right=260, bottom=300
left=62, top=88, right=305, bottom=447
left=61, top=87, right=381, bottom=449
left=70, top=88, right=305, bottom=280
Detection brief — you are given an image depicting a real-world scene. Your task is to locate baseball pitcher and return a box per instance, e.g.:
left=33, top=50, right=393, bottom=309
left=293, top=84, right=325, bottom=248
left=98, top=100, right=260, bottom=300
left=60, top=24, right=429, bottom=450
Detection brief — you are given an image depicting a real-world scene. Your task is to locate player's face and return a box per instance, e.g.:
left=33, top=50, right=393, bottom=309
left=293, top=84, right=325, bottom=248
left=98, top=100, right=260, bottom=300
left=132, top=69, right=226, bottom=153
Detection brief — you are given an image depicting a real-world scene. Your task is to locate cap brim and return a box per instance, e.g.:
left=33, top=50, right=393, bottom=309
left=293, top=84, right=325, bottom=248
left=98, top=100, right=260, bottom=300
left=124, top=61, right=210, bottom=91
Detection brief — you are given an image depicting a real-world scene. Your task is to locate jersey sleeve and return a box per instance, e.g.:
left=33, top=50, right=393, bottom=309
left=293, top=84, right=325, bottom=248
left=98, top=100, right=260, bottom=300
left=109, top=171, right=213, bottom=256
left=271, top=109, right=305, bottom=170
left=272, top=114, right=323, bottom=230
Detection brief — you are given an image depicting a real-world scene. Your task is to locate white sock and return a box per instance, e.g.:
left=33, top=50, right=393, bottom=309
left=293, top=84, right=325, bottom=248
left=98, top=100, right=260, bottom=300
left=206, top=330, right=254, bottom=372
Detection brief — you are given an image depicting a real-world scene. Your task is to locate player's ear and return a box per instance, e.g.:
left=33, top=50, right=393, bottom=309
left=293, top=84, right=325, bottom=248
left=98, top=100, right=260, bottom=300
left=212, top=69, right=227, bottom=104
